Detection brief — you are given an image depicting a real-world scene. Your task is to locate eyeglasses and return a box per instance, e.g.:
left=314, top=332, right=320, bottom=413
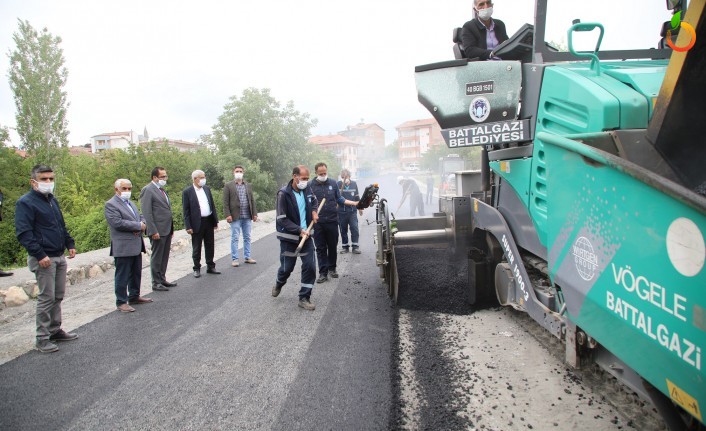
left=158, top=175, right=168, bottom=179
left=477, top=1, right=493, bottom=8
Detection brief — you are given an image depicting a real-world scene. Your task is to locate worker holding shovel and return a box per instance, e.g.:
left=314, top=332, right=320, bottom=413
left=272, top=165, right=321, bottom=310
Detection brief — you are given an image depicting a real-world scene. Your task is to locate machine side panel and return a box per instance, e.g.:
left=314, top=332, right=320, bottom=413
left=540, top=132, right=706, bottom=424
left=535, top=66, right=621, bottom=136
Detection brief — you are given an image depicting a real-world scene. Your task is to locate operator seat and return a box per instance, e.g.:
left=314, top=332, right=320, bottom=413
left=453, top=27, right=466, bottom=59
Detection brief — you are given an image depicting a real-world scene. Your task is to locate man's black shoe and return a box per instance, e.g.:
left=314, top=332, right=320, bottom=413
left=162, top=281, right=178, bottom=287
left=316, top=274, right=328, bottom=284
left=329, top=271, right=339, bottom=278
left=206, top=269, right=221, bottom=275
left=272, top=282, right=284, bottom=297
left=153, top=284, right=169, bottom=291
left=0, top=269, right=13, bottom=277
left=193, top=269, right=201, bottom=278
left=339, top=248, right=349, bottom=254
left=49, top=329, right=78, bottom=342
left=352, top=248, right=362, bottom=254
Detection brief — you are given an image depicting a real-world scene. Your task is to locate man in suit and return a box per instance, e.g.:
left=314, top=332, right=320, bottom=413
left=139, top=166, right=176, bottom=291
left=460, top=0, right=509, bottom=60
left=105, top=178, right=153, bottom=312
left=182, top=170, right=220, bottom=278
left=0, top=188, right=13, bottom=277
left=223, top=165, right=258, bottom=267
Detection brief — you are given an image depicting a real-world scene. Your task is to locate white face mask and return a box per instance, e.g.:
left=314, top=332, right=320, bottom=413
left=158, top=179, right=167, bottom=187
left=36, top=181, right=55, bottom=195
left=477, top=6, right=493, bottom=21
left=234, top=173, right=244, bottom=181
left=120, top=191, right=132, bottom=200
left=297, top=180, right=308, bottom=190
left=317, top=175, right=327, bottom=182
left=198, top=179, right=206, bottom=187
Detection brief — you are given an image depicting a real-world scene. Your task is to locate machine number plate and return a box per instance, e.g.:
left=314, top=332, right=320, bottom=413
left=466, top=80, right=494, bottom=95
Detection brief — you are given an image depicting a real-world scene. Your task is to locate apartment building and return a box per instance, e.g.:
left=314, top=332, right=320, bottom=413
left=395, top=118, right=444, bottom=168
left=309, top=134, right=361, bottom=177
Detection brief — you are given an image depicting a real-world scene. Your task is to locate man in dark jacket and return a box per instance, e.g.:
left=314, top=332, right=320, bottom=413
left=337, top=169, right=362, bottom=254
left=310, top=163, right=360, bottom=283
left=0, top=188, right=13, bottom=277
left=15, top=165, right=78, bottom=353
left=460, top=0, right=509, bottom=60
left=272, top=165, right=319, bottom=310
left=182, top=169, right=220, bottom=278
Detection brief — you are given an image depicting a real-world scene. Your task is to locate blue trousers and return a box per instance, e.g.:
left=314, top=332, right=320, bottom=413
left=229, top=218, right=252, bottom=260
left=338, top=211, right=359, bottom=249
left=114, top=255, right=143, bottom=306
left=276, top=238, right=316, bottom=300
left=313, top=221, right=339, bottom=276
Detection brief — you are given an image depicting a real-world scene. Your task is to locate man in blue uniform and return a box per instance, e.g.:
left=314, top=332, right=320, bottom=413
left=310, top=163, right=360, bottom=283
left=273, top=165, right=320, bottom=310
left=337, top=169, right=362, bottom=254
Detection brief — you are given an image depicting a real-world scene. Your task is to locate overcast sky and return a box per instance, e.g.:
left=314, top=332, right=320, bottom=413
left=0, top=0, right=672, bottom=148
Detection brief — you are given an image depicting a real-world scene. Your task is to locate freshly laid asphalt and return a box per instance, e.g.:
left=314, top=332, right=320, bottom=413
left=0, top=224, right=393, bottom=430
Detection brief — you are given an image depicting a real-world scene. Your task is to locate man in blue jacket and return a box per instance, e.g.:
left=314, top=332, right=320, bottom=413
left=272, top=165, right=319, bottom=310
left=310, top=163, right=360, bottom=283
left=337, top=169, right=362, bottom=254
left=15, top=165, right=78, bottom=353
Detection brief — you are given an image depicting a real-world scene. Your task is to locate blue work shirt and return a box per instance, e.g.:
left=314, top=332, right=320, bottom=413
left=293, top=189, right=308, bottom=230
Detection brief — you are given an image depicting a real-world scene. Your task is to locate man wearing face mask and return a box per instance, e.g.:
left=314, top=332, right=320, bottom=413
left=140, top=166, right=177, bottom=291
left=310, top=162, right=359, bottom=283
left=460, top=0, right=508, bottom=60
left=223, top=165, right=258, bottom=267
left=337, top=169, right=363, bottom=255
left=273, top=165, right=319, bottom=310
left=182, top=170, right=220, bottom=278
left=15, top=165, right=78, bottom=353
left=105, top=178, right=152, bottom=312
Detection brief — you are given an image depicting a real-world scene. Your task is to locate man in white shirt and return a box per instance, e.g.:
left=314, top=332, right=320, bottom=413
left=182, top=170, right=220, bottom=278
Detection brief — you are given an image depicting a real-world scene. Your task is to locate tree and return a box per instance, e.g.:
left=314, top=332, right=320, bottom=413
left=8, top=19, right=69, bottom=165
left=209, top=88, right=318, bottom=186
left=0, top=124, right=9, bottom=146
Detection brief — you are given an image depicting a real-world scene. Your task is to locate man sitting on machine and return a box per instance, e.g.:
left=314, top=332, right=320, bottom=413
left=460, top=0, right=509, bottom=60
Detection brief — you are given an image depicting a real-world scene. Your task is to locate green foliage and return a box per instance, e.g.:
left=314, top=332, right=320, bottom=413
left=0, top=148, right=36, bottom=267
left=8, top=19, right=69, bottom=166
left=0, top=125, right=9, bottom=146
left=64, top=207, right=110, bottom=253
left=209, top=88, right=320, bottom=186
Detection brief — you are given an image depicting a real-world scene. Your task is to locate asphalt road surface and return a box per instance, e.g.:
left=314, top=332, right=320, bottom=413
left=0, top=219, right=392, bottom=430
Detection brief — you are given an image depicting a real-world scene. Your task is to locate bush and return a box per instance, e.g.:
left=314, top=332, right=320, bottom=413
left=64, top=206, right=111, bottom=254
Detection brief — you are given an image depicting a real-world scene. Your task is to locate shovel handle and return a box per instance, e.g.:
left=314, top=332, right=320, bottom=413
left=292, top=198, right=326, bottom=254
